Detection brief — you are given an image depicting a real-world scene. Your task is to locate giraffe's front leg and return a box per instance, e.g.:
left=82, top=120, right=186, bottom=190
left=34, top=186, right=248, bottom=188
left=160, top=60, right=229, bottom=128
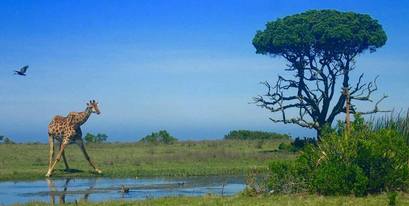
left=48, top=135, right=55, bottom=171
left=46, top=141, right=68, bottom=177
left=58, top=143, right=70, bottom=170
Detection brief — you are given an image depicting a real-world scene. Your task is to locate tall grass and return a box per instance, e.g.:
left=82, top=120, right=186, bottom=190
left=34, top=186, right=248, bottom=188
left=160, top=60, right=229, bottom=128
left=369, top=110, right=409, bottom=144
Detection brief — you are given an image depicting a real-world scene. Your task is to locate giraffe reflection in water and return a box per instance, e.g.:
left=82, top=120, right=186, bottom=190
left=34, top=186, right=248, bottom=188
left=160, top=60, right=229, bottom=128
left=46, top=178, right=96, bottom=205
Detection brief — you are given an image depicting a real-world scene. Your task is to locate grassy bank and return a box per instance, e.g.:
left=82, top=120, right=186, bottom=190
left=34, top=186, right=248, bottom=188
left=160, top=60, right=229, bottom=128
left=0, top=139, right=294, bottom=181
left=20, top=193, right=409, bottom=206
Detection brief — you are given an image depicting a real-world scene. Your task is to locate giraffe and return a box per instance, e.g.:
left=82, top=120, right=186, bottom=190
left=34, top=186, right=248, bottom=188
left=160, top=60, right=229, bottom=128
left=46, top=100, right=102, bottom=177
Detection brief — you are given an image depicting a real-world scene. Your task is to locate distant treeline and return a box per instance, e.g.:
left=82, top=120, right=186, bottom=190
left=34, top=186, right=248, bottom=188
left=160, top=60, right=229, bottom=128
left=3, top=130, right=292, bottom=145
left=84, top=133, right=108, bottom=144
left=224, top=130, right=290, bottom=140
left=139, top=130, right=177, bottom=144
left=138, top=130, right=291, bottom=144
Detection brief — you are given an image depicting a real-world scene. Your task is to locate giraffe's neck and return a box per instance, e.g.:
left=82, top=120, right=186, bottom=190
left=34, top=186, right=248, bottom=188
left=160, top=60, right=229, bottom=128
left=71, top=107, right=92, bottom=126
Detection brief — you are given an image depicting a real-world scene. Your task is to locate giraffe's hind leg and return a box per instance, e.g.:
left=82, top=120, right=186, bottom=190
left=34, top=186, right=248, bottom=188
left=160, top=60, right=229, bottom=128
left=77, top=139, right=102, bottom=174
left=62, top=151, right=69, bottom=170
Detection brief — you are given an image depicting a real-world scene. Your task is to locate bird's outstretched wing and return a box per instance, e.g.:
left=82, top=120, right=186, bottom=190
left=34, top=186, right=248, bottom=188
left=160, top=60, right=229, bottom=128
left=20, top=65, right=29, bottom=73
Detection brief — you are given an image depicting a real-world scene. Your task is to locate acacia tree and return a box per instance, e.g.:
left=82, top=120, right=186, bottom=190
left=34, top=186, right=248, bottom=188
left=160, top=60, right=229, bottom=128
left=252, top=10, right=389, bottom=139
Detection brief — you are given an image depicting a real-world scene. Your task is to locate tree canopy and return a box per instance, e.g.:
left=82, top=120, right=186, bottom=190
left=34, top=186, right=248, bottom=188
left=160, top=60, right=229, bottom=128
left=252, top=10, right=388, bottom=139
left=253, top=10, right=386, bottom=57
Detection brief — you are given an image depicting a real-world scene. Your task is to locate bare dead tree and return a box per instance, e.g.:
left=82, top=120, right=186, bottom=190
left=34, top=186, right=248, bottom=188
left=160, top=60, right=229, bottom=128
left=253, top=55, right=389, bottom=139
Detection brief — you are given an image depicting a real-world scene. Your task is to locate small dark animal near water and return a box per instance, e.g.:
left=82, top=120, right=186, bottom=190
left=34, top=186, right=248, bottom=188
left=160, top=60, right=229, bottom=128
left=14, top=65, right=29, bottom=76
left=120, top=185, right=129, bottom=193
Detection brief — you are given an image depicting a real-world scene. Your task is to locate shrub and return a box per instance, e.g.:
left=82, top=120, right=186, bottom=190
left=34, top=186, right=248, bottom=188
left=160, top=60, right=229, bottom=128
left=277, top=137, right=316, bottom=152
left=266, top=114, right=409, bottom=196
left=292, top=137, right=316, bottom=151
left=268, top=161, right=307, bottom=194
left=140, top=130, right=177, bottom=144
left=224, top=130, right=290, bottom=140
left=243, top=168, right=270, bottom=196
left=277, top=142, right=292, bottom=151
left=298, top=114, right=409, bottom=195
left=84, top=133, right=108, bottom=143
left=311, top=161, right=368, bottom=196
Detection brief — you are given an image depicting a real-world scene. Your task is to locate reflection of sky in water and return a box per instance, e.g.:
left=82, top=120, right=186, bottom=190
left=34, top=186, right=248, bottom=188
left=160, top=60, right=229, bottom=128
left=0, top=176, right=246, bottom=205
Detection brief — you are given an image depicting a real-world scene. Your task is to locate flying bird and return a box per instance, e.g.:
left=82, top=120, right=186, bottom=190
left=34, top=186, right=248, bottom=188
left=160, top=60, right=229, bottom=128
left=14, top=65, right=29, bottom=76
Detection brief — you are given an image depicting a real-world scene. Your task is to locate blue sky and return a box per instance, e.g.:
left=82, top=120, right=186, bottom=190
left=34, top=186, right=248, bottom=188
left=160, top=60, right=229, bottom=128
left=0, top=0, right=408, bottom=142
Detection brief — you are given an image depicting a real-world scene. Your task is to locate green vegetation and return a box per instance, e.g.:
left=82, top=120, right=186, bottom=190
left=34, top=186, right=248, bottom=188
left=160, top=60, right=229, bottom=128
left=370, top=111, right=409, bottom=144
left=277, top=137, right=316, bottom=153
left=0, top=139, right=293, bottom=181
left=84, top=133, right=108, bottom=144
left=139, top=130, right=178, bottom=144
left=224, top=130, right=290, bottom=140
left=252, top=9, right=388, bottom=139
left=266, top=114, right=409, bottom=196
left=18, top=193, right=409, bottom=206
left=266, top=161, right=307, bottom=194
left=305, top=115, right=409, bottom=195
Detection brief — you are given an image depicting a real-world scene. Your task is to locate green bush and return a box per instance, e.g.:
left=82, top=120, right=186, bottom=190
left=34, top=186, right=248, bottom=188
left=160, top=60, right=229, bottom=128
left=268, top=161, right=307, bottom=194
left=224, top=130, right=290, bottom=140
left=84, top=133, right=108, bottom=143
left=266, top=114, right=409, bottom=196
left=311, top=161, right=368, bottom=196
left=140, top=130, right=177, bottom=144
left=278, top=142, right=292, bottom=151
left=243, top=168, right=270, bottom=196
left=298, top=114, right=409, bottom=195
left=277, top=137, right=316, bottom=152
left=292, top=137, right=316, bottom=151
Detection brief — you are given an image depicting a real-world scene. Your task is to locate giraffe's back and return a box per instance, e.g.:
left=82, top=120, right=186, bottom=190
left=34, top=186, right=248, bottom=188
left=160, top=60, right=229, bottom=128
left=48, top=115, right=71, bottom=135
left=48, top=115, right=82, bottom=144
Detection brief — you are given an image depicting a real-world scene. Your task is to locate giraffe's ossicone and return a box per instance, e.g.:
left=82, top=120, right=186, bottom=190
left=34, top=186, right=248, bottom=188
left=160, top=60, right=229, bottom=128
left=46, top=100, right=102, bottom=177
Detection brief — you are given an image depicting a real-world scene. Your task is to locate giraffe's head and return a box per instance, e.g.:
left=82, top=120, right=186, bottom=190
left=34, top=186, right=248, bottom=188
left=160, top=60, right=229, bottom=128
left=87, top=100, right=101, bottom=115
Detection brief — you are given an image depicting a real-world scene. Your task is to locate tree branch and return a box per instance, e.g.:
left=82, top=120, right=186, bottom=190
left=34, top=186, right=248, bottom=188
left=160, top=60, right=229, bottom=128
left=357, top=94, right=391, bottom=115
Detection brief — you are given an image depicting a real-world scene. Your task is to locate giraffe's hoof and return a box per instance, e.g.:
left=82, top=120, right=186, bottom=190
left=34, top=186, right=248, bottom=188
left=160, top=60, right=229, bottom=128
left=95, top=169, right=102, bottom=174
left=45, top=172, right=52, bottom=177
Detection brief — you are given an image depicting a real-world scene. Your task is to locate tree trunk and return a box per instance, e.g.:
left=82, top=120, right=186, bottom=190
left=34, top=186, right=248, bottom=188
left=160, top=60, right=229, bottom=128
left=316, top=128, right=322, bottom=142
left=344, top=87, right=351, bottom=135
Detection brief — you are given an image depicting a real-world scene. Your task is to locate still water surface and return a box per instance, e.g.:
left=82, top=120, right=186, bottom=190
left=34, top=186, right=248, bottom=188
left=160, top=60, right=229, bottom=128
left=0, top=176, right=246, bottom=205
